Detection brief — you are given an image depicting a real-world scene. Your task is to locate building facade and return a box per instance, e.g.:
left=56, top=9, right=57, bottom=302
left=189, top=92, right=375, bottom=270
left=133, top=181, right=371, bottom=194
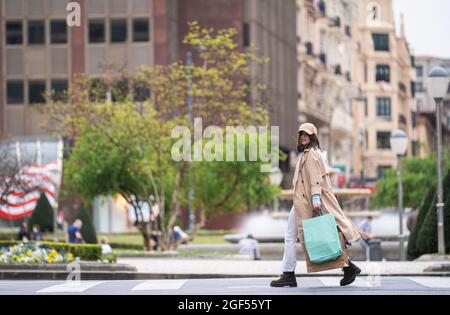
left=0, top=0, right=178, bottom=138
left=414, top=56, right=450, bottom=158
left=1, top=0, right=299, bottom=186
left=351, top=0, right=417, bottom=183
left=296, top=0, right=358, bottom=185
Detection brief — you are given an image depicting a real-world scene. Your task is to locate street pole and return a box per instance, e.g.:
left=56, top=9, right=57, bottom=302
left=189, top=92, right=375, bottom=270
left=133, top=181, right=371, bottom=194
left=435, top=98, right=446, bottom=255
left=186, top=51, right=195, bottom=231
left=397, top=155, right=405, bottom=261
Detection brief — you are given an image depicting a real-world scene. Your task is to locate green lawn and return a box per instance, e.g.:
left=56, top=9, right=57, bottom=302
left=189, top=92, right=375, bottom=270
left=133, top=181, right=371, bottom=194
left=100, top=230, right=233, bottom=246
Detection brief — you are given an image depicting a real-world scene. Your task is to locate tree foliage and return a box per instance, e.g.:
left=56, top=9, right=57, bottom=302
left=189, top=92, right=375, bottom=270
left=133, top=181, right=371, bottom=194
left=39, top=23, right=279, bottom=251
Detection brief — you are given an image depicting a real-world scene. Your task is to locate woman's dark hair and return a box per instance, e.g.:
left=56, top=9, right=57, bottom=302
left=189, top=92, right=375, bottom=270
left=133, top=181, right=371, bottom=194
left=297, top=132, right=321, bottom=153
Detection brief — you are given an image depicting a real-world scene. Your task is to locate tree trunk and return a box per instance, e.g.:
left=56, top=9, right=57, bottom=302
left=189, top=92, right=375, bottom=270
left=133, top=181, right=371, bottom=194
left=137, top=222, right=152, bottom=251
left=191, top=209, right=207, bottom=241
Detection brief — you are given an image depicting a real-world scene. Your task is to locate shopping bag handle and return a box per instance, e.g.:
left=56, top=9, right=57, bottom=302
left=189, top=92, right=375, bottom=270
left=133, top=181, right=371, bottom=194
left=312, top=207, right=324, bottom=217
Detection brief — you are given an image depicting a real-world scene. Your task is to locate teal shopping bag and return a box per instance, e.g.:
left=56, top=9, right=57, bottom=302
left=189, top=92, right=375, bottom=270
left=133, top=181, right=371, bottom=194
left=302, top=212, right=343, bottom=264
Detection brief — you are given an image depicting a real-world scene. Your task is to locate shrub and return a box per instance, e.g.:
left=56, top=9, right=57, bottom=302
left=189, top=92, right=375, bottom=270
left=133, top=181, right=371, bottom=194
left=76, top=203, right=98, bottom=244
left=407, top=168, right=450, bottom=259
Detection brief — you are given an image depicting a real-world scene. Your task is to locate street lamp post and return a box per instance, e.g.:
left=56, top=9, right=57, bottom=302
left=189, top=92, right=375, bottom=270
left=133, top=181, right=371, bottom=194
left=428, top=66, right=450, bottom=255
left=186, top=51, right=195, bottom=231
left=390, top=130, right=408, bottom=261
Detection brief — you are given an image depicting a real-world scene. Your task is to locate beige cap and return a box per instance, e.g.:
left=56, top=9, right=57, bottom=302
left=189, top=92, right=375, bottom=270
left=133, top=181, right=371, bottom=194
left=298, top=123, right=318, bottom=135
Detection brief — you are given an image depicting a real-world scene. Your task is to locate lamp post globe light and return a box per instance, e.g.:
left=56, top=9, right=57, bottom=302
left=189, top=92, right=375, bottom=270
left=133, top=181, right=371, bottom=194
left=428, top=66, right=450, bottom=255
left=390, top=130, right=408, bottom=261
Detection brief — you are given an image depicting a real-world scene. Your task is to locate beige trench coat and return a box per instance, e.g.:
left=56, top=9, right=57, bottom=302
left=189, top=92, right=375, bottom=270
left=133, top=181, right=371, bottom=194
left=292, top=147, right=366, bottom=250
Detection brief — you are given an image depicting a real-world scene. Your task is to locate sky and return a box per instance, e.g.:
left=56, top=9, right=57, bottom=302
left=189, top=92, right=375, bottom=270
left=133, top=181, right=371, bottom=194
left=392, top=0, right=450, bottom=59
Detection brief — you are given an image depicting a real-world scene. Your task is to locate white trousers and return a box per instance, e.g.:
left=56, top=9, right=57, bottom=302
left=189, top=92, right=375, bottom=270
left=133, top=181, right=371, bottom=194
left=281, top=206, right=298, bottom=272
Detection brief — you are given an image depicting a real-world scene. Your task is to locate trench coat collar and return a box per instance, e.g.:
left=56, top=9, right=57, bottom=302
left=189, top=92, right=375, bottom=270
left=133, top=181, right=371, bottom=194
left=300, top=147, right=313, bottom=169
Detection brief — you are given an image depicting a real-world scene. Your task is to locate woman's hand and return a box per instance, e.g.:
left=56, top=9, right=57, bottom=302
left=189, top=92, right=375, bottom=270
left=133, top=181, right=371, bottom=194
left=312, top=194, right=321, bottom=211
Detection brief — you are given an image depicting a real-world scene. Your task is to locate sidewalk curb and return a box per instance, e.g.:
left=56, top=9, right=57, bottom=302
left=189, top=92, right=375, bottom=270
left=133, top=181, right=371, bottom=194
left=1, top=271, right=449, bottom=280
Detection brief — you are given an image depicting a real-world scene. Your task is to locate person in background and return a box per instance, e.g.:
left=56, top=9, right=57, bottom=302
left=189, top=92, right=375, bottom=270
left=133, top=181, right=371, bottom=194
left=18, top=221, right=31, bottom=242
left=173, top=226, right=193, bottom=245
left=359, top=216, right=374, bottom=240
left=358, top=216, right=374, bottom=261
left=100, top=236, right=112, bottom=255
left=31, top=224, right=43, bottom=241
left=150, top=231, right=160, bottom=251
left=239, top=234, right=262, bottom=261
left=67, top=219, right=84, bottom=244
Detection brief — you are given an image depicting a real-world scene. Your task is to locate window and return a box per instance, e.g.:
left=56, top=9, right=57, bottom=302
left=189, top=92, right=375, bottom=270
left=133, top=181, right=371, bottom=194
left=415, top=82, right=425, bottom=92
left=29, top=80, right=46, bottom=104
left=7, top=80, right=24, bottom=104
left=50, top=20, right=67, bottom=44
left=377, top=165, right=391, bottom=179
left=28, top=21, right=45, bottom=44
left=112, top=78, right=129, bottom=102
left=376, top=64, right=390, bottom=82
left=416, top=65, right=423, bottom=78
left=243, top=22, right=250, bottom=47
left=412, top=111, right=417, bottom=129
left=133, top=83, right=150, bottom=102
left=89, top=20, right=105, bottom=43
left=377, top=131, right=391, bottom=149
left=111, top=19, right=127, bottom=43
left=133, top=19, right=149, bottom=42
left=376, top=98, right=391, bottom=118
left=6, top=21, right=22, bottom=45
left=372, top=33, right=389, bottom=51
left=51, top=79, right=68, bottom=101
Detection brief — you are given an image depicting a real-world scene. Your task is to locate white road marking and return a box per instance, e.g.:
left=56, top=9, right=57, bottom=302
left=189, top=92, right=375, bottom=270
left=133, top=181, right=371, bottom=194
left=37, top=281, right=104, bottom=293
left=319, top=277, right=377, bottom=288
left=131, top=280, right=187, bottom=291
left=408, top=277, right=450, bottom=289
left=227, top=285, right=269, bottom=289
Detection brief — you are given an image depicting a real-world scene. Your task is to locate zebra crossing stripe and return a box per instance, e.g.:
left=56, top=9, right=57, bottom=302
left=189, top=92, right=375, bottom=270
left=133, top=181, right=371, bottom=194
left=408, top=277, right=450, bottom=289
left=319, top=277, right=378, bottom=288
left=131, top=280, right=187, bottom=291
left=37, top=281, right=105, bottom=293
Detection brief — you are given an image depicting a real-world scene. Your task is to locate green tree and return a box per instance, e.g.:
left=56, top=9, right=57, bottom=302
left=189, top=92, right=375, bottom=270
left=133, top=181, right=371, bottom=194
left=39, top=23, right=277, bottom=251
left=371, top=151, right=450, bottom=208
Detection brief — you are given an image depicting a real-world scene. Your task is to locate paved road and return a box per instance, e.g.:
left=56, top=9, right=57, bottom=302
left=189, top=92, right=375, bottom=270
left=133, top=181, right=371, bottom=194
left=1, top=277, right=450, bottom=295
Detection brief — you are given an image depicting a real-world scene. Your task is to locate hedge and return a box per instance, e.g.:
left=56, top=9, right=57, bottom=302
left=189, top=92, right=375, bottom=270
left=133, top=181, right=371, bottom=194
left=407, top=168, right=450, bottom=259
left=0, top=241, right=102, bottom=261
left=0, top=231, right=17, bottom=241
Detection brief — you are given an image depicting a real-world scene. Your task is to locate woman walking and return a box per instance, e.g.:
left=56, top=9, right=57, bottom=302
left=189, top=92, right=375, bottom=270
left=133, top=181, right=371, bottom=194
left=270, top=123, right=366, bottom=288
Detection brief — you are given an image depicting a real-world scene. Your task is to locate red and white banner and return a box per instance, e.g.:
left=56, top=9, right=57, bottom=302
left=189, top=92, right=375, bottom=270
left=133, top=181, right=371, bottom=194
left=0, top=160, right=62, bottom=220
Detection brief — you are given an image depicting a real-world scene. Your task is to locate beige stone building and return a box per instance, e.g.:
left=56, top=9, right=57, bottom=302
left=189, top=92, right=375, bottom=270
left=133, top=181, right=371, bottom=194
left=414, top=56, right=450, bottom=158
left=351, top=0, right=417, bottom=183
left=296, top=0, right=358, bottom=185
